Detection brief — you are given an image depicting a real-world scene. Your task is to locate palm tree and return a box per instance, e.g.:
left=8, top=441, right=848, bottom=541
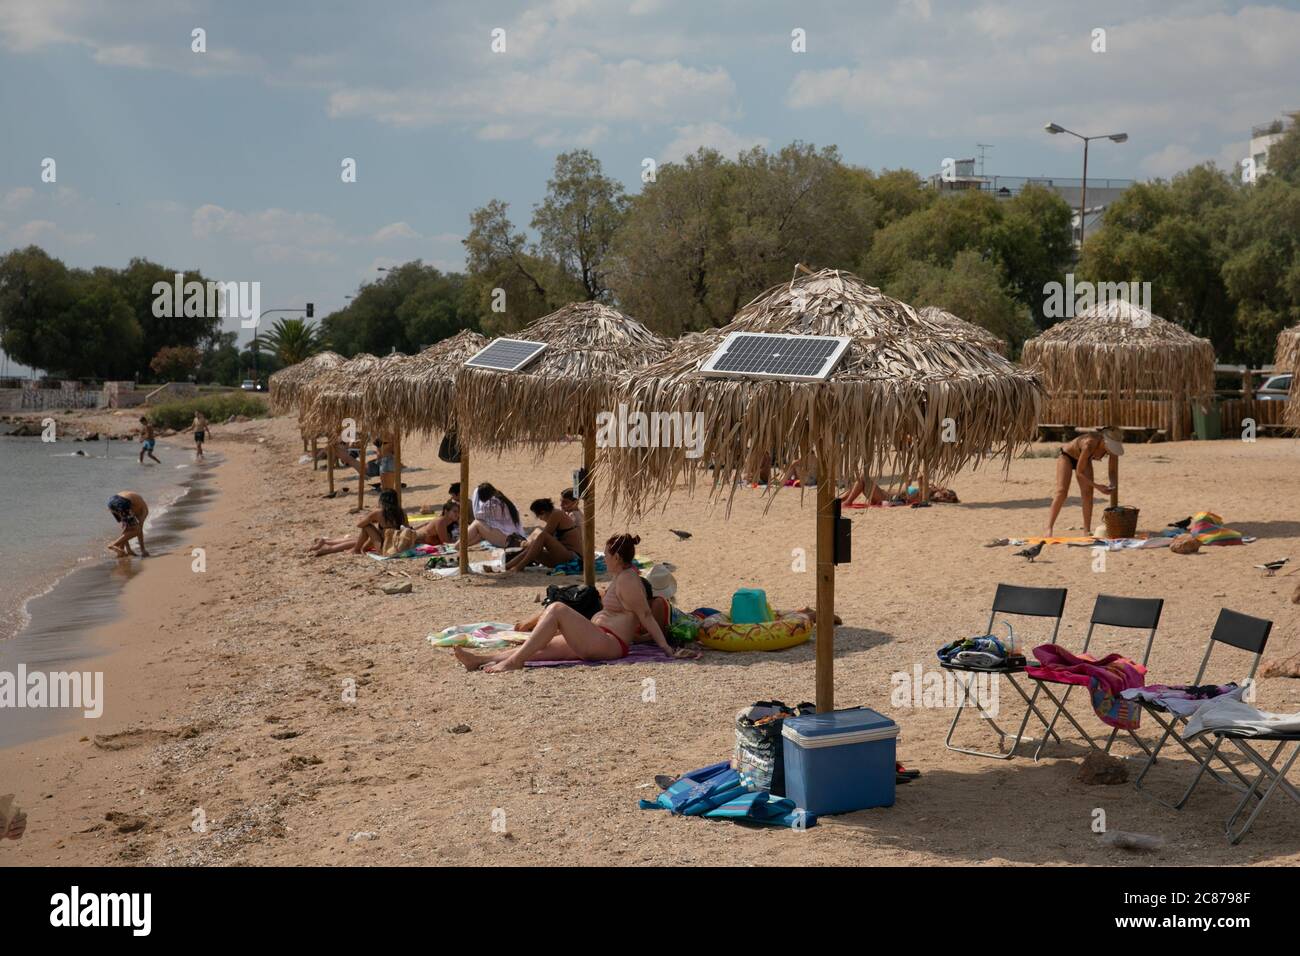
left=263, top=318, right=326, bottom=365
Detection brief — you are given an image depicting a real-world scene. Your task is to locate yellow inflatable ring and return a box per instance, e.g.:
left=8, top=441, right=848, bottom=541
left=698, top=612, right=813, bottom=652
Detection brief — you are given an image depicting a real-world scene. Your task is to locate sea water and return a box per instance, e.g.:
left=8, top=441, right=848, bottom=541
left=0, top=434, right=216, bottom=746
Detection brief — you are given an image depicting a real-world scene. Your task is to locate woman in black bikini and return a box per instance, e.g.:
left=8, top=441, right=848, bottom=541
left=455, top=534, right=698, bottom=671
left=1046, top=427, right=1122, bottom=537
left=309, top=489, right=408, bottom=555
left=503, top=497, right=581, bottom=571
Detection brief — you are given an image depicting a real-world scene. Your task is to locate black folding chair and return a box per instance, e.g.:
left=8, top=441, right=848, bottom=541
left=1030, top=594, right=1163, bottom=761
left=943, top=583, right=1068, bottom=760
left=1191, top=729, right=1300, bottom=844
left=1133, top=608, right=1272, bottom=809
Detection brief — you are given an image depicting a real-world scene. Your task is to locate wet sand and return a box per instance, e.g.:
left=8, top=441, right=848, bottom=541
left=2, top=417, right=1298, bottom=866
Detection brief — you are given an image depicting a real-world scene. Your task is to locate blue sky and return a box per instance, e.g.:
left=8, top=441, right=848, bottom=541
left=1, top=0, right=1297, bottom=372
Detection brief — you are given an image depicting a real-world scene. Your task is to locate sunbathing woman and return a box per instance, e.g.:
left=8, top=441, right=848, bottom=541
left=418, top=499, right=460, bottom=546
left=1046, top=427, right=1121, bottom=537
left=504, top=498, right=580, bottom=571
left=454, top=534, right=698, bottom=671
left=309, top=489, right=408, bottom=556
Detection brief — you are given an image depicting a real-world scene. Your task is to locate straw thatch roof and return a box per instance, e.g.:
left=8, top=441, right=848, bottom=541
left=299, top=353, right=399, bottom=437
left=1279, top=324, right=1300, bottom=429
left=605, top=268, right=1043, bottom=514
left=918, top=306, right=1008, bottom=356
left=363, top=330, right=488, bottom=438
left=1022, top=299, right=1215, bottom=400
left=455, top=302, right=669, bottom=453
left=268, top=351, right=346, bottom=415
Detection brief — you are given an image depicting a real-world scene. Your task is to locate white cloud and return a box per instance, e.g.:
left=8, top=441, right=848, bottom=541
left=328, top=51, right=737, bottom=138
left=785, top=4, right=1300, bottom=152
left=6, top=219, right=93, bottom=245
left=368, top=222, right=421, bottom=243
left=661, top=122, right=769, bottom=162
left=1, top=187, right=34, bottom=210
left=192, top=204, right=345, bottom=247
left=253, top=245, right=339, bottom=266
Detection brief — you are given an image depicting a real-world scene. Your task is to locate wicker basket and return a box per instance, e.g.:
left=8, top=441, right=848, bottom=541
left=1103, top=506, right=1139, bottom=539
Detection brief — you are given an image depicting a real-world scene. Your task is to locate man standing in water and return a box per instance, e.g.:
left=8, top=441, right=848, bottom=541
left=107, top=491, right=149, bottom=557
left=138, top=417, right=160, bottom=465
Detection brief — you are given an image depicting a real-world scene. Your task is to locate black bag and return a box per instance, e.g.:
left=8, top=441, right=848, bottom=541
left=542, top=584, right=602, bottom=620
left=438, top=429, right=461, bottom=464
left=734, top=699, right=815, bottom=796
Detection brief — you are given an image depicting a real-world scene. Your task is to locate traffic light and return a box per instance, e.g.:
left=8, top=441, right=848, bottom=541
left=306, top=302, right=314, bottom=318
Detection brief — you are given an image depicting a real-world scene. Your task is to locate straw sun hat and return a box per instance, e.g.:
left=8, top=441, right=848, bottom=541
left=1100, top=426, right=1125, bottom=457
left=644, top=563, right=678, bottom=601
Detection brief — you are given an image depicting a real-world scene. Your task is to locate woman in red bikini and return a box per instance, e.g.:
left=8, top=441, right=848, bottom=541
left=454, top=533, right=697, bottom=672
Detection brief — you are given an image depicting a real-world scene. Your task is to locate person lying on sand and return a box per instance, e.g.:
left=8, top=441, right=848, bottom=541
left=1046, top=427, right=1121, bottom=537
left=504, top=497, right=580, bottom=571
left=106, top=491, right=149, bottom=557
left=309, top=489, right=408, bottom=556
left=417, top=499, right=460, bottom=546
left=840, top=476, right=886, bottom=507
left=454, top=534, right=700, bottom=672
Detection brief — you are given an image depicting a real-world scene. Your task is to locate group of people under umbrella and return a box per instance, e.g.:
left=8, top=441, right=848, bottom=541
left=273, top=267, right=1049, bottom=709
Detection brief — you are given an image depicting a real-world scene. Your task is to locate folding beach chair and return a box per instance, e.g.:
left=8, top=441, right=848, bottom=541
left=1189, top=727, right=1300, bottom=844
left=1133, top=608, right=1272, bottom=810
left=943, top=583, right=1068, bottom=760
left=1030, top=594, right=1162, bottom=761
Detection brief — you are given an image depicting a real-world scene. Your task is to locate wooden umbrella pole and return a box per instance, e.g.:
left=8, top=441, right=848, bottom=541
left=582, top=429, right=597, bottom=588
left=919, top=461, right=929, bottom=503
left=815, top=452, right=836, bottom=713
left=393, top=433, right=403, bottom=510
left=311, top=435, right=318, bottom=472
left=458, top=452, right=470, bottom=575
left=357, top=433, right=368, bottom=513
left=1109, top=455, right=1119, bottom=510
left=326, top=433, right=335, bottom=495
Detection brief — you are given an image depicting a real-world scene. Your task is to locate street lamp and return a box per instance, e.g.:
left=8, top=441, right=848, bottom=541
left=1044, top=123, right=1128, bottom=246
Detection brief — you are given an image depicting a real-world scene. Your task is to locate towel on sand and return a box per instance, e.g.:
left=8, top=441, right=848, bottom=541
left=428, top=622, right=527, bottom=649
left=1189, top=511, right=1253, bottom=546
left=1028, top=644, right=1147, bottom=730
left=526, top=642, right=685, bottom=667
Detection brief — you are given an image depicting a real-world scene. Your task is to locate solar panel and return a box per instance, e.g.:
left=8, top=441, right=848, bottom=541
left=700, top=332, right=850, bottom=382
left=464, top=338, right=548, bottom=373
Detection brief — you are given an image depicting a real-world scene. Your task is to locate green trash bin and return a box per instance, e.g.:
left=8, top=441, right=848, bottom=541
left=1193, top=399, right=1222, bottom=440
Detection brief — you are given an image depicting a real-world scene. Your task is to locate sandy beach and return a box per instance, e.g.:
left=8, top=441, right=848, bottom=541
left=2, top=414, right=1298, bottom=866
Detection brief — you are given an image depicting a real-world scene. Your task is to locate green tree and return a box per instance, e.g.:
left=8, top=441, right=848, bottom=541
left=463, top=199, right=578, bottom=332
left=262, top=318, right=326, bottom=365
left=1221, top=175, right=1300, bottom=361
left=149, top=345, right=202, bottom=381
left=531, top=150, right=627, bottom=301
left=886, top=249, right=1036, bottom=351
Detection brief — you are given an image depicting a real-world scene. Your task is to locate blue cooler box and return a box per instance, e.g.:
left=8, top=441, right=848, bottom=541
left=781, top=708, right=899, bottom=815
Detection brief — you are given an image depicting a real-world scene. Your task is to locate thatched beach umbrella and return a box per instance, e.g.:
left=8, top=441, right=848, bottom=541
left=1276, top=324, right=1300, bottom=430
left=268, top=350, right=346, bottom=415
left=455, top=302, right=669, bottom=584
left=301, top=353, right=404, bottom=510
left=363, top=330, right=488, bottom=439
left=606, top=267, right=1042, bottom=710
left=918, top=306, right=1008, bottom=356
left=1021, top=299, right=1214, bottom=444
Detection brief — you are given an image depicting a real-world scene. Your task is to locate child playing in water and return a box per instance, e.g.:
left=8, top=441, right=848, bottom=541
left=107, top=491, right=149, bottom=557
left=138, top=418, right=160, bottom=465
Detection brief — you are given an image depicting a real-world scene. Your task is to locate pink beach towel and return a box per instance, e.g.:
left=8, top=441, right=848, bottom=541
left=1028, top=644, right=1147, bottom=730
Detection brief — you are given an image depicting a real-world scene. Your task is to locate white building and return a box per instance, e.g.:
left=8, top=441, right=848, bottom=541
left=1249, top=113, right=1297, bottom=178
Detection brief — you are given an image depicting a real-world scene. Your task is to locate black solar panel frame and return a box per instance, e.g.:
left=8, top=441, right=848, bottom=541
left=463, top=338, right=548, bottom=373
left=700, top=332, right=850, bottom=382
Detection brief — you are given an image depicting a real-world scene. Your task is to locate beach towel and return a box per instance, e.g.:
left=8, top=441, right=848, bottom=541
left=1184, top=697, right=1300, bottom=738
left=639, top=761, right=815, bottom=828
left=547, top=554, right=654, bottom=576
left=1028, top=644, right=1147, bottom=730
left=525, top=642, right=685, bottom=668
left=1188, top=511, right=1253, bottom=546
left=1121, top=682, right=1244, bottom=717
left=428, top=622, right=527, bottom=650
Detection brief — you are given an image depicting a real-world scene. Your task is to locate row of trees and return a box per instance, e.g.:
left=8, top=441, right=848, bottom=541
left=0, top=247, right=330, bottom=384
left=5, top=127, right=1299, bottom=377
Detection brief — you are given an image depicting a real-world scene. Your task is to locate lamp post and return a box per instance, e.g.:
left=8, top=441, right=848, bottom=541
left=1044, top=123, right=1128, bottom=247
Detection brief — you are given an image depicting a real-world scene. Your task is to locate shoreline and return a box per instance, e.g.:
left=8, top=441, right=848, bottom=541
left=0, top=445, right=220, bottom=748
